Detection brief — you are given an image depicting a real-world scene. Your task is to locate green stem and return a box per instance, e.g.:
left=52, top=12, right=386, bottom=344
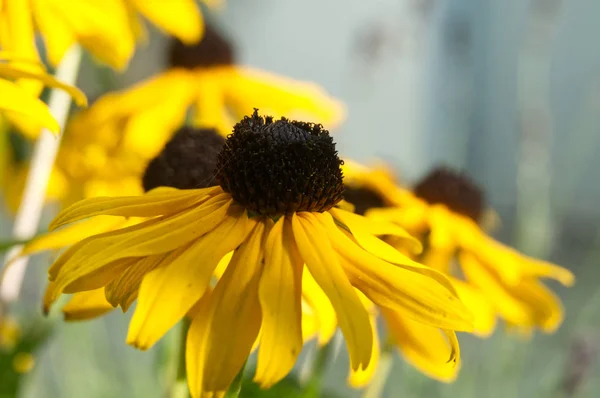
left=303, top=341, right=334, bottom=398
left=170, top=318, right=191, bottom=398
left=224, top=361, right=247, bottom=398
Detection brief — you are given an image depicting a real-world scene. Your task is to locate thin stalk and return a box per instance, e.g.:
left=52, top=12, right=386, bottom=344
left=0, top=45, right=82, bottom=302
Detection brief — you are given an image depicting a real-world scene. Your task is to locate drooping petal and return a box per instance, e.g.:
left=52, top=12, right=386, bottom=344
left=62, top=288, right=114, bottom=321
left=49, top=187, right=218, bottom=230
left=186, top=289, right=213, bottom=398
left=187, top=222, right=266, bottom=397
left=330, top=215, right=456, bottom=294
left=0, top=63, right=87, bottom=106
left=48, top=198, right=231, bottom=289
left=301, top=268, right=337, bottom=345
left=130, top=0, right=203, bottom=44
left=127, top=207, right=251, bottom=350
left=382, top=308, right=460, bottom=382
left=461, top=225, right=574, bottom=287
left=21, top=216, right=127, bottom=257
left=460, top=252, right=533, bottom=327
left=348, top=300, right=380, bottom=388
left=451, top=278, right=496, bottom=337
left=329, top=207, right=422, bottom=253
left=292, top=213, right=372, bottom=371
left=319, top=212, right=473, bottom=331
left=105, top=253, right=170, bottom=311
left=506, top=279, right=564, bottom=333
left=254, top=218, right=303, bottom=388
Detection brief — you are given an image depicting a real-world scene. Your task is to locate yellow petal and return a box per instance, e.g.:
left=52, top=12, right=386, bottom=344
left=319, top=212, right=473, bottom=332
left=223, top=67, right=346, bottom=127
left=2, top=0, right=39, bottom=61
left=426, top=206, right=458, bottom=251
left=130, top=0, right=203, bottom=44
left=105, top=253, right=169, bottom=311
left=186, top=289, right=214, bottom=398
left=62, top=288, right=114, bottom=321
left=0, top=64, right=87, bottom=106
left=382, top=308, right=460, bottom=382
left=254, top=218, right=303, bottom=388
left=460, top=223, right=574, bottom=287
left=193, top=71, right=235, bottom=135
left=50, top=187, right=218, bottom=231
left=292, top=213, right=372, bottom=371
left=348, top=315, right=380, bottom=388
left=330, top=207, right=422, bottom=254
left=507, top=279, right=564, bottom=333
left=301, top=268, right=337, bottom=345
left=34, top=0, right=136, bottom=69
left=21, top=216, right=127, bottom=257
left=49, top=198, right=232, bottom=295
left=0, top=79, right=59, bottom=133
left=459, top=252, right=532, bottom=326
left=451, top=278, right=496, bottom=337
left=187, top=222, right=266, bottom=397
left=127, top=207, right=251, bottom=350
left=121, top=73, right=197, bottom=158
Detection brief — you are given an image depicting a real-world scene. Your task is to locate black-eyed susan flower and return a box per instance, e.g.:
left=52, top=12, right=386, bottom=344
left=43, top=111, right=472, bottom=397
left=343, top=161, right=574, bottom=335
left=67, top=24, right=346, bottom=162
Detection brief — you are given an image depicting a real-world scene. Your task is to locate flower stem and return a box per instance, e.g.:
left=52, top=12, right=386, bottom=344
left=0, top=45, right=83, bottom=302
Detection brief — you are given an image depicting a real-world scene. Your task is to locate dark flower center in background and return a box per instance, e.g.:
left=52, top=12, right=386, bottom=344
left=216, top=110, right=344, bottom=215
left=343, top=186, right=386, bottom=215
left=413, top=167, right=484, bottom=222
left=168, top=25, right=235, bottom=69
left=142, top=127, right=225, bottom=192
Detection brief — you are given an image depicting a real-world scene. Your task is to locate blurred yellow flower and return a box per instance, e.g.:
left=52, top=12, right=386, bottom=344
left=69, top=25, right=346, bottom=162
left=0, top=0, right=206, bottom=70
left=41, top=113, right=471, bottom=397
left=342, top=160, right=574, bottom=335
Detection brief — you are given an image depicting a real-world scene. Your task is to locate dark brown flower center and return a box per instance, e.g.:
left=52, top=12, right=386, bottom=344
left=413, top=167, right=484, bottom=221
left=216, top=110, right=344, bottom=215
left=142, top=127, right=225, bottom=192
left=342, top=186, right=386, bottom=215
left=168, top=25, right=235, bottom=69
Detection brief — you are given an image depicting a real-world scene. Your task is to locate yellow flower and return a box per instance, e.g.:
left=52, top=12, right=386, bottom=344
left=43, top=112, right=472, bottom=397
left=68, top=25, right=346, bottom=161
left=342, top=160, right=574, bottom=335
